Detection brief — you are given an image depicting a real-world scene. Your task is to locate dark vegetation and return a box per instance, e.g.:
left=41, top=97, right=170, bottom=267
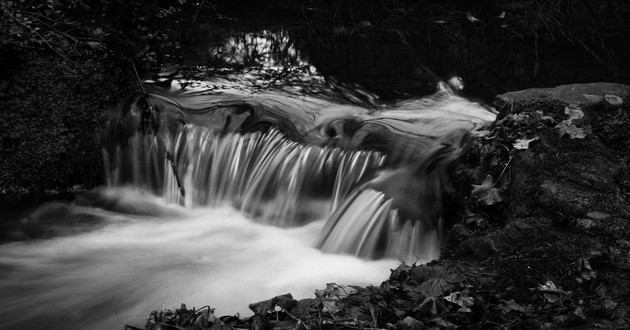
left=0, top=0, right=217, bottom=207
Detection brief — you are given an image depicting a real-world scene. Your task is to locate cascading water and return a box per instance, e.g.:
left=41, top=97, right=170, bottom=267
left=105, top=80, right=493, bottom=261
left=103, top=80, right=494, bottom=260
left=0, top=79, right=495, bottom=330
left=107, top=125, right=385, bottom=225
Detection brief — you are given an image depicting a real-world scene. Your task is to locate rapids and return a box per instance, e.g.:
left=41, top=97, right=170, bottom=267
left=0, top=188, right=394, bottom=330
left=103, top=79, right=495, bottom=261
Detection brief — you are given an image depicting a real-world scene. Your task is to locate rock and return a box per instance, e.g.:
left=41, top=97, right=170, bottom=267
left=459, top=236, right=498, bottom=260
left=496, top=83, right=630, bottom=109
left=507, top=129, right=628, bottom=219
left=249, top=294, right=297, bottom=315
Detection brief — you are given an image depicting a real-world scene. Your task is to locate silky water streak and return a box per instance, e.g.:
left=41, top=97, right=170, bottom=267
left=104, top=82, right=495, bottom=261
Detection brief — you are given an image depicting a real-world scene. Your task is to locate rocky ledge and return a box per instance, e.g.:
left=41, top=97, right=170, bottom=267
left=128, top=82, right=630, bottom=330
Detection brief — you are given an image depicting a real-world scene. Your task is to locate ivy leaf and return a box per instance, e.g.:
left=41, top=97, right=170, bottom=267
left=444, top=291, right=474, bottom=309
left=419, top=278, right=453, bottom=298
left=498, top=299, right=527, bottom=313
left=471, top=175, right=503, bottom=205
left=556, top=121, right=586, bottom=139
left=513, top=136, right=539, bottom=150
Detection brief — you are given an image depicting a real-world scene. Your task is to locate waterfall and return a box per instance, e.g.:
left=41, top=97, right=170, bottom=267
left=104, top=83, right=495, bottom=261
left=106, top=126, right=385, bottom=226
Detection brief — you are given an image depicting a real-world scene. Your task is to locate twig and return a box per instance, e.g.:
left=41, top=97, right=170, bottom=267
left=276, top=305, right=310, bottom=330
left=19, top=10, right=79, bottom=43
left=132, top=63, right=147, bottom=95
left=166, top=151, right=186, bottom=199
left=191, top=0, right=207, bottom=25
left=3, top=8, right=74, bottom=63
left=497, top=151, right=514, bottom=182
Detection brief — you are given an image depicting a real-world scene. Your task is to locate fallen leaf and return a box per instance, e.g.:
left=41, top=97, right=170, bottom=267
left=315, top=283, right=357, bottom=300
left=467, top=12, right=480, bottom=22
left=576, top=219, right=596, bottom=229
left=556, top=122, right=586, bottom=139
left=572, top=306, right=586, bottom=320
left=397, top=316, right=424, bottom=330
left=434, top=318, right=457, bottom=328
left=444, top=291, right=474, bottom=308
left=419, top=278, right=453, bottom=298
left=322, top=300, right=341, bottom=315
left=471, top=175, right=503, bottom=205
left=498, top=299, right=526, bottom=313
left=556, top=106, right=586, bottom=139
left=586, top=211, right=611, bottom=220
left=513, top=136, right=539, bottom=150
left=536, top=281, right=569, bottom=304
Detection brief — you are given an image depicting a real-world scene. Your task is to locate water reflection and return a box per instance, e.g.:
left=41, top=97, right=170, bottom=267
left=187, top=29, right=323, bottom=91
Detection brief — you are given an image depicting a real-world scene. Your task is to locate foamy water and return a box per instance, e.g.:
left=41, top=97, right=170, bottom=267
left=0, top=187, right=397, bottom=330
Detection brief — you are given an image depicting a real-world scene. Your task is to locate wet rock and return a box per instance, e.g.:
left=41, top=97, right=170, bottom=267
left=458, top=236, right=498, bottom=260
left=495, top=83, right=630, bottom=158
left=249, top=294, right=297, bottom=315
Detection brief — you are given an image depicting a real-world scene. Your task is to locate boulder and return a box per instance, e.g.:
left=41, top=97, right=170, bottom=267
left=488, top=83, right=630, bottom=221
left=496, top=82, right=630, bottom=109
